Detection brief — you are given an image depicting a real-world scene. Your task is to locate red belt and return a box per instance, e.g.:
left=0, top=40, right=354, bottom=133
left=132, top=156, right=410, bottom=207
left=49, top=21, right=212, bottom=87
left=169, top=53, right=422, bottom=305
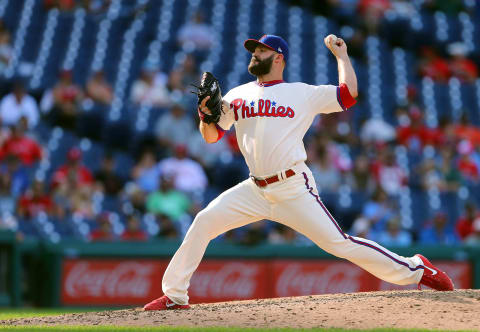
left=251, top=169, right=296, bottom=187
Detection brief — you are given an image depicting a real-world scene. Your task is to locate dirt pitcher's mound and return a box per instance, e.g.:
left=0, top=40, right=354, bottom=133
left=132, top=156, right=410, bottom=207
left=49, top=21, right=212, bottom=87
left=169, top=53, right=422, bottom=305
left=3, top=290, right=480, bottom=330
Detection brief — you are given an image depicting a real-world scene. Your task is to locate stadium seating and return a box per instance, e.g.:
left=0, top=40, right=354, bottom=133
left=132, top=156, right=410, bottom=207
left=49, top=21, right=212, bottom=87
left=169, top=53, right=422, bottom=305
left=1, top=0, right=479, bottom=241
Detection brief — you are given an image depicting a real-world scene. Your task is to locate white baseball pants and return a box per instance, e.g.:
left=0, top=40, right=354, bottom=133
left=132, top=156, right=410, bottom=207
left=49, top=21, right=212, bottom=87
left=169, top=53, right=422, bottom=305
left=162, top=162, right=424, bottom=305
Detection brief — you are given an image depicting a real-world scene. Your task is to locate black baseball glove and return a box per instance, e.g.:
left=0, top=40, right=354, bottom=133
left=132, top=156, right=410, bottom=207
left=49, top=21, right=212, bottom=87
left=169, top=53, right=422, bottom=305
left=192, top=72, right=223, bottom=124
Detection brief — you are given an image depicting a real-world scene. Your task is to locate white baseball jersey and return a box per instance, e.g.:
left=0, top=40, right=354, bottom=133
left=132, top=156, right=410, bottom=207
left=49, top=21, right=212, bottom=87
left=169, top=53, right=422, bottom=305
left=219, top=81, right=344, bottom=177
left=160, top=81, right=429, bottom=307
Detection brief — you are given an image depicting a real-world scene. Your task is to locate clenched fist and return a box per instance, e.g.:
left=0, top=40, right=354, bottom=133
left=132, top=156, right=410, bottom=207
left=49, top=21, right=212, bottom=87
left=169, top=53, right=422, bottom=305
left=324, top=34, right=348, bottom=59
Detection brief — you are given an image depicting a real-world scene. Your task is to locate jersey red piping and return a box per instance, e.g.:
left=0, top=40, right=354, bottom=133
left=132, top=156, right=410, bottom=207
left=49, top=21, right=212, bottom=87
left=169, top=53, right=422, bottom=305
left=256, top=80, right=285, bottom=87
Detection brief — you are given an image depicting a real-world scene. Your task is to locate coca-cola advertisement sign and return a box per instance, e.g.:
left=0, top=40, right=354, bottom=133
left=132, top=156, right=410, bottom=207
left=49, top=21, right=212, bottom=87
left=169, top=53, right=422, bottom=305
left=273, top=260, right=472, bottom=296
left=190, top=260, right=269, bottom=301
left=274, top=261, right=364, bottom=296
left=61, top=259, right=269, bottom=305
left=60, top=258, right=472, bottom=306
left=61, top=259, right=166, bottom=305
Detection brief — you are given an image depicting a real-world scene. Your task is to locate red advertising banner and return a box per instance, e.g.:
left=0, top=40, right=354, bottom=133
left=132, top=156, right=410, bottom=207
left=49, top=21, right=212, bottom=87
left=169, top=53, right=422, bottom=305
left=61, top=259, right=269, bottom=305
left=60, top=258, right=472, bottom=306
left=61, top=259, right=167, bottom=305
left=271, top=260, right=472, bottom=297
left=189, top=260, right=270, bottom=302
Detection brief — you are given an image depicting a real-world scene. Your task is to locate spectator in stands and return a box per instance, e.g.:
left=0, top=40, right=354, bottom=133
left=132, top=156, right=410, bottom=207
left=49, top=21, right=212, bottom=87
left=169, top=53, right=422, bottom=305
left=86, top=70, right=113, bottom=106
left=417, top=158, right=442, bottom=191
left=0, top=28, right=12, bottom=75
left=431, top=115, right=456, bottom=148
left=123, top=183, right=147, bottom=214
left=360, top=117, right=396, bottom=144
left=89, top=212, right=115, bottom=241
left=341, top=29, right=366, bottom=62
left=0, top=160, right=16, bottom=215
left=121, top=214, right=148, bottom=241
left=357, top=0, right=391, bottom=34
left=0, top=154, right=28, bottom=198
left=456, top=201, right=479, bottom=241
left=157, top=213, right=179, bottom=239
left=377, top=216, right=412, bottom=247
left=362, top=187, right=394, bottom=232
left=51, top=147, right=93, bottom=188
left=396, top=108, right=433, bottom=152
left=168, top=54, right=201, bottom=93
left=464, top=218, right=480, bottom=246
left=371, top=147, right=406, bottom=196
left=309, top=138, right=342, bottom=193
left=177, top=11, right=214, bottom=52
left=394, top=106, right=411, bottom=127
left=454, top=113, right=480, bottom=146
left=0, top=122, right=9, bottom=147
left=350, top=215, right=376, bottom=240
left=131, top=149, right=160, bottom=193
left=346, top=154, right=376, bottom=194
left=187, top=127, right=230, bottom=169
left=130, top=62, right=170, bottom=108
left=437, top=146, right=461, bottom=192
left=0, top=123, right=42, bottom=167
left=239, top=222, right=268, bottom=246
left=17, top=180, right=55, bottom=219
left=0, top=80, right=39, bottom=129
left=418, top=47, right=450, bottom=82
left=54, top=169, right=94, bottom=218
left=94, top=152, right=124, bottom=195
left=146, top=173, right=191, bottom=221
left=158, top=145, right=208, bottom=195
left=268, top=223, right=298, bottom=245
left=307, top=132, right=351, bottom=174
left=448, top=42, right=478, bottom=83
left=456, top=140, right=479, bottom=183
left=419, top=211, right=459, bottom=245
left=52, top=70, right=84, bottom=129
left=154, top=100, right=194, bottom=148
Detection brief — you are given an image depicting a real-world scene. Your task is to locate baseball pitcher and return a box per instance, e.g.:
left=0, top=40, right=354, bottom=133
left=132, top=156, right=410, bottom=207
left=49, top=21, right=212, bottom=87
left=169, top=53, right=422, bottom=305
left=144, top=34, right=454, bottom=310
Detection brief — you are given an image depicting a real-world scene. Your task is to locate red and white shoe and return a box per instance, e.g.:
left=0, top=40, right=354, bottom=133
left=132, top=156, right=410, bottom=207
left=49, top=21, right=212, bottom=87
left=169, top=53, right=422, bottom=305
left=143, top=295, right=190, bottom=311
left=416, top=254, right=454, bottom=291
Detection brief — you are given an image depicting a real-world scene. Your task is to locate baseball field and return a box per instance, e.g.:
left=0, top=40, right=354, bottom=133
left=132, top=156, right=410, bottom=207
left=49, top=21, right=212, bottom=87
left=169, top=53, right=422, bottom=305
left=1, top=290, right=479, bottom=331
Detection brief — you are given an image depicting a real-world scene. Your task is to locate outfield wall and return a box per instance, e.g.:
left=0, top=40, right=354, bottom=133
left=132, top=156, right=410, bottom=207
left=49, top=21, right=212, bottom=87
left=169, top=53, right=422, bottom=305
left=1, top=231, right=479, bottom=307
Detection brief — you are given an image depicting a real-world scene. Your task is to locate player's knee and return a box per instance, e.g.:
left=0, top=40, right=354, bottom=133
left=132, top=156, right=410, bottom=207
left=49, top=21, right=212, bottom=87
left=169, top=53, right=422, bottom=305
left=190, top=209, right=217, bottom=237
left=316, top=237, right=350, bottom=258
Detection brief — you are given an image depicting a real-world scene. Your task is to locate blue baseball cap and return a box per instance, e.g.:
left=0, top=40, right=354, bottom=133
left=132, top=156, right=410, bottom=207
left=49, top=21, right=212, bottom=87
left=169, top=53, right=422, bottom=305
left=244, top=35, right=289, bottom=62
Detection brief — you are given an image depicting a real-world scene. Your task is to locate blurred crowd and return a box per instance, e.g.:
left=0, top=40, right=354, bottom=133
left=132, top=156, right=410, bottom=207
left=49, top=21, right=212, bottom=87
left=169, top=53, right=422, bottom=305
left=0, top=0, right=479, bottom=248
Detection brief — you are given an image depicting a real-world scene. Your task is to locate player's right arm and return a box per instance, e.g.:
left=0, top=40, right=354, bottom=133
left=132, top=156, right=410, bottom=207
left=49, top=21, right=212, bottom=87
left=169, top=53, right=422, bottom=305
left=324, top=34, right=358, bottom=98
left=307, top=35, right=358, bottom=115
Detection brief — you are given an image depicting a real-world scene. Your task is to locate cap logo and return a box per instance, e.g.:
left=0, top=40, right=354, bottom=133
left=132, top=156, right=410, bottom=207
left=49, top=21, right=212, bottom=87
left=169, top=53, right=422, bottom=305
left=278, top=47, right=282, bottom=52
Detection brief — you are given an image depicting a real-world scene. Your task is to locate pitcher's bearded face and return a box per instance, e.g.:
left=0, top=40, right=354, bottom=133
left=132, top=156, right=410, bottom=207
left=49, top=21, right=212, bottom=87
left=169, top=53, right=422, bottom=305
left=248, top=53, right=275, bottom=76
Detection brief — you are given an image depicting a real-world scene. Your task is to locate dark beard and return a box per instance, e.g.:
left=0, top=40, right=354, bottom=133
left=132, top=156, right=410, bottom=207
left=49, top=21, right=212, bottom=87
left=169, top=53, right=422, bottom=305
left=248, top=54, right=274, bottom=76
